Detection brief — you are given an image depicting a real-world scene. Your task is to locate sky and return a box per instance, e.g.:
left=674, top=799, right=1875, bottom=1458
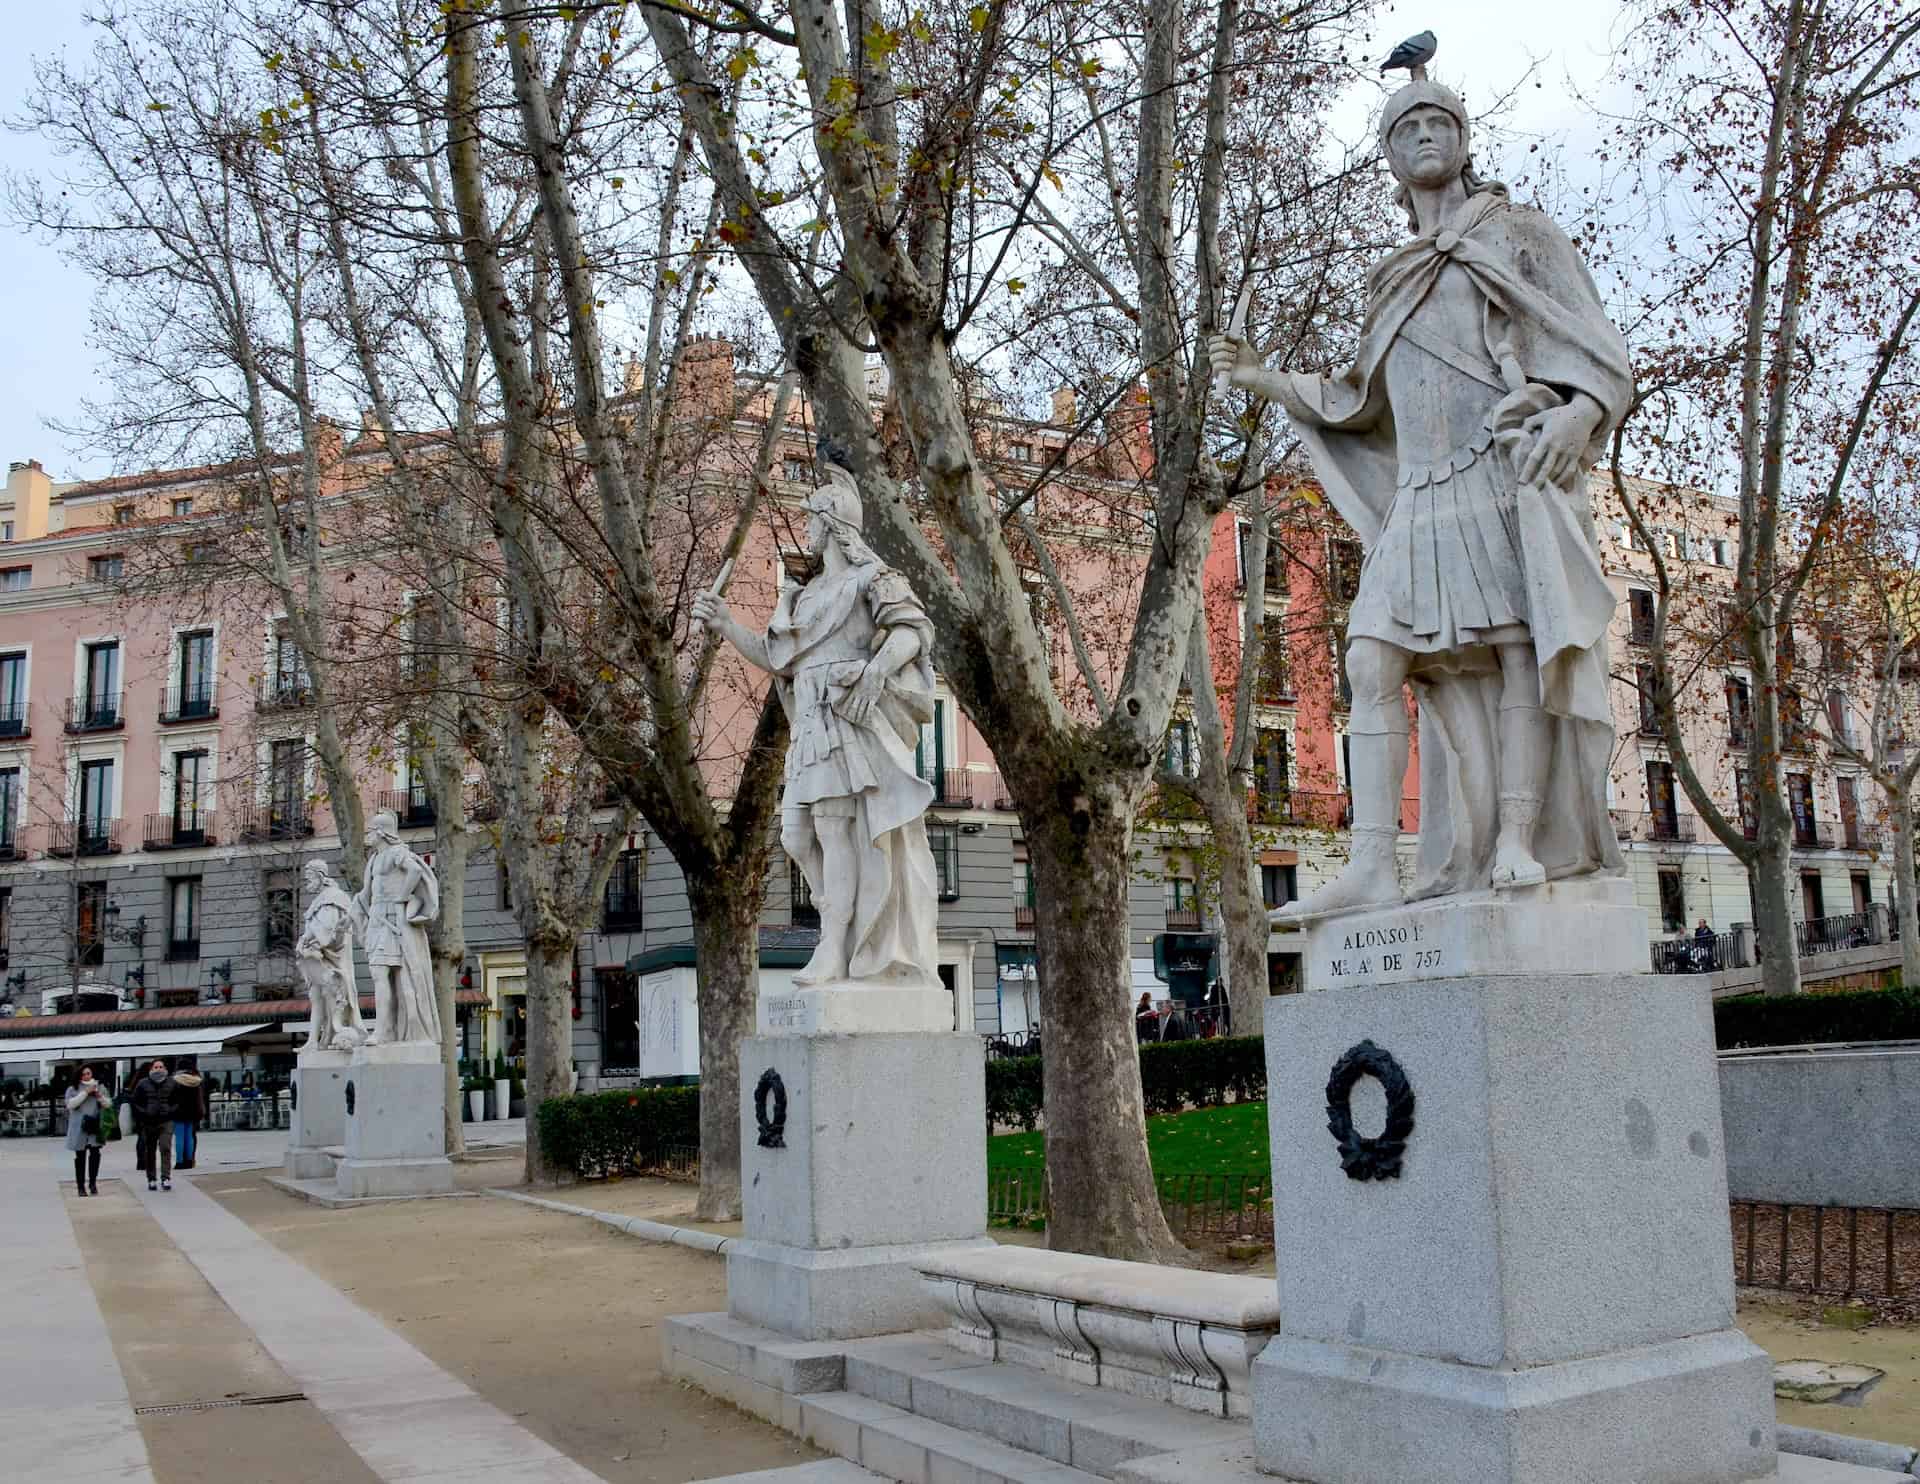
left=0, top=1, right=1634, bottom=484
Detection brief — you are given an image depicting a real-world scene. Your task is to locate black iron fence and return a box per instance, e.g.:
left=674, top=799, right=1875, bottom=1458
left=1731, top=1201, right=1920, bottom=1302
left=1651, top=932, right=1737, bottom=975
left=987, top=1162, right=1273, bottom=1242
left=66, top=693, right=123, bottom=732
left=1797, top=910, right=1877, bottom=956
left=158, top=681, right=218, bottom=724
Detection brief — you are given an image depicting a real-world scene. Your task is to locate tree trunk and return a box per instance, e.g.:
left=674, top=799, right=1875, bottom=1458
left=1025, top=779, right=1184, bottom=1262
left=1750, top=823, right=1803, bottom=997
left=522, top=939, right=574, bottom=1185
left=1213, top=829, right=1267, bottom=1038
left=429, top=769, right=468, bottom=1157
left=1895, top=804, right=1920, bottom=990
left=688, top=875, right=759, bottom=1221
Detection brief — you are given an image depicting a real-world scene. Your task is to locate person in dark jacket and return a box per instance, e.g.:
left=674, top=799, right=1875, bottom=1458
left=129, top=1059, right=175, bottom=1190
left=65, top=1065, right=110, bottom=1196
left=171, top=1059, right=207, bottom=1170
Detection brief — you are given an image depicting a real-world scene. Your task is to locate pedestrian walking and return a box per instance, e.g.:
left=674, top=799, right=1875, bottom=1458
left=171, top=1058, right=207, bottom=1170
left=65, top=1065, right=110, bottom=1196
left=129, top=1058, right=175, bottom=1191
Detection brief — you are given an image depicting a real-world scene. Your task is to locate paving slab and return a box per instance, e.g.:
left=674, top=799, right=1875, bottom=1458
left=695, top=1463, right=886, bottom=1482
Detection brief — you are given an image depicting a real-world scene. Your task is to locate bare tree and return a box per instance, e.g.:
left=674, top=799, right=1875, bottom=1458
left=1602, top=0, right=1920, bottom=994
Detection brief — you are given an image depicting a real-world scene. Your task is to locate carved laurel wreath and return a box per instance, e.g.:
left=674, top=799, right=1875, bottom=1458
left=754, top=1068, right=788, bottom=1150
left=1324, top=1039, right=1415, bottom=1182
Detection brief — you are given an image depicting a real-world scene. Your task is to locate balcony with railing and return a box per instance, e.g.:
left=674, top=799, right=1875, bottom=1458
left=47, top=818, right=121, bottom=858
left=1613, top=809, right=1696, bottom=844
left=1013, top=891, right=1036, bottom=931
left=144, top=811, right=217, bottom=850
left=376, top=784, right=436, bottom=830
left=1165, top=903, right=1204, bottom=931
left=1247, top=789, right=1352, bottom=830
left=65, top=693, right=123, bottom=733
left=918, top=767, right=978, bottom=809
left=158, top=680, right=219, bottom=725
left=237, top=803, right=314, bottom=842
left=255, top=675, right=314, bottom=712
left=0, top=821, right=22, bottom=862
left=0, top=699, right=29, bottom=739
left=1792, top=816, right=1833, bottom=850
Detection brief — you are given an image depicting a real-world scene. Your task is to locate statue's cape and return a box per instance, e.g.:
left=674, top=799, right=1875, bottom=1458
left=1272, top=191, right=1632, bottom=893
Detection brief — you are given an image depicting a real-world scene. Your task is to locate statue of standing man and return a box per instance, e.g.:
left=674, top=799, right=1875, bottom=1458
left=692, top=449, right=941, bottom=989
left=355, top=812, right=442, bottom=1044
left=294, top=860, right=367, bottom=1052
left=1210, top=48, right=1632, bottom=913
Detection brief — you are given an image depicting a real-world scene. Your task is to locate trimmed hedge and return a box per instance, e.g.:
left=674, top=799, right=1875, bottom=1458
left=1713, top=986, right=1920, bottom=1049
left=535, top=1085, right=701, bottom=1179
left=987, top=1034, right=1268, bottom=1130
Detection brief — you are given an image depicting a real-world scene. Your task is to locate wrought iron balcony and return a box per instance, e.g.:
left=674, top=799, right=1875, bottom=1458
left=1164, top=905, right=1205, bottom=931
left=0, top=700, right=28, bottom=739
left=144, top=811, right=217, bottom=850
left=376, top=785, right=436, bottom=830
left=47, top=819, right=121, bottom=858
left=65, top=693, right=123, bottom=733
left=238, top=803, right=314, bottom=842
left=158, top=681, right=219, bottom=724
left=919, top=767, right=977, bottom=809
left=254, top=676, right=314, bottom=712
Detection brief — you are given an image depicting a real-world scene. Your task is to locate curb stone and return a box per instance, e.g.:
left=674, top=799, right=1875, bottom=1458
left=487, top=1187, right=732, bottom=1253
left=1778, top=1424, right=1920, bottom=1475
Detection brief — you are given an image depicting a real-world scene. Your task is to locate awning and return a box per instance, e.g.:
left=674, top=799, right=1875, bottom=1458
left=0, top=1022, right=275, bottom=1063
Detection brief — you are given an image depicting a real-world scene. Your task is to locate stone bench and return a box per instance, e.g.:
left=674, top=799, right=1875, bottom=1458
left=918, top=1246, right=1279, bottom=1418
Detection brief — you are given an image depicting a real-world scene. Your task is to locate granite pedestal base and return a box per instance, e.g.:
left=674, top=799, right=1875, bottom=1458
left=729, top=1028, right=989, bottom=1340
left=335, top=1044, right=453, bottom=1200
left=286, top=1048, right=350, bottom=1180
left=1253, top=955, right=1776, bottom=1483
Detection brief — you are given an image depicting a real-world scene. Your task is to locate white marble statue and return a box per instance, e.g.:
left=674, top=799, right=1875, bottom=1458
left=354, top=811, right=443, bottom=1043
left=692, top=455, right=940, bottom=988
left=1210, top=64, right=1632, bottom=915
left=294, top=859, right=367, bottom=1052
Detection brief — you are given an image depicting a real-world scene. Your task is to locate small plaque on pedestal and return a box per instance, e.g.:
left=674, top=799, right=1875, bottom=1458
left=756, top=982, right=954, bottom=1036
left=1290, top=874, right=1647, bottom=991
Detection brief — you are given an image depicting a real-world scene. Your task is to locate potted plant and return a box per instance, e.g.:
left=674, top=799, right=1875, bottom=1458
left=462, top=1074, right=486, bottom=1123
left=492, top=1053, right=511, bottom=1122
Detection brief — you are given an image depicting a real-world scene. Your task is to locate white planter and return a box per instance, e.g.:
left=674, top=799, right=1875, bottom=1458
left=467, top=1090, right=485, bottom=1122
left=493, top=1079, right=512, bottom=1120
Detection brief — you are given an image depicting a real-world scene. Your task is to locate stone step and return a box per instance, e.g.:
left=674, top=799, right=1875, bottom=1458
left=837, top=1333, right=1244, bottom=1477
left=795, top=1389, right=1106, bottom=1484
left=695, top=1462, right=889, bottom=1483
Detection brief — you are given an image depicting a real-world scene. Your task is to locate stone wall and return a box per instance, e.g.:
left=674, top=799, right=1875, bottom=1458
left=1719, top=1046, right=1920, bottom=1208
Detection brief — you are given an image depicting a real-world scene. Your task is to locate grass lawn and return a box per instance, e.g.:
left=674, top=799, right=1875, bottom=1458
left=988, top=1100, right=1269, bottom=1176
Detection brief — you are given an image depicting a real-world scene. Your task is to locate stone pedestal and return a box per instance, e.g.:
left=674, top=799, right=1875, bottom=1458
left=335, top=1042, right=454, bottom=1200
left=756, top=982, right=954, bottom=1035
left=286, top=1047, right=351, bottom=1180
left=1253, top=891, right=1776, bottom=1484
left=728, top=1025, right=992, bottom=1340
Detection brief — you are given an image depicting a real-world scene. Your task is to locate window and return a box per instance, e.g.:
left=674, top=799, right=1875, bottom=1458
left=81, top=641, right=120, bottom=727
left=1801, top=871, right=1826, bottom=922
left=87, top=554, right=124, bottom=583
left=0, top=567, right=29, bottom=592
left=1012, top=844, right=1035, bottom=929
left=268, top=738, right=306, bottom=836
left=113, top=504, right=135, bottom=526
left=1826, top=689, right=1854, bottom=748
left=1327, top=538, right=1362, bottom=606
left=0, top=651, right=24, bottom=735
left=1164, top=719, right=1197, bottom=779
left=1235, top=521, right=1288, bottom=594
left=0, top=885, right=10, bottom=968
left=789, top=858, right=818, bottom=927
left=1777, top=623, right=1798, bottom=672
left=0, top=768, right=17, bottom=853
left=1258, top=616, right=1291, bottom=702
left=1644, top=759, right=1678, bottom=839
left=174, top=630, right=215, bottom=718
left=77, top=759, right=114, bottom=840
left=1821, top=628, right=1849, bottom=674
left=172, top=750, right=209, bottom=840
left=1838, top=775, right=1861, bottom=848
left=1, top=520, right=14, bottom=542
left=269, top=619, right=311, bottom=704
left=263, top=868, right=299, bottom=952
left=167, top=876, right=202, bottom=960
left=1261, top=862, right=1297, bottom=910
left=1657, top=868, right=1686, bottom=934
left=1331, top=623, right=1352, bottom=710
left=597, top=968, right=640, bottom=1075
left=1166, top=876, right=1200, bottom=926
left=1627, top=588, right=1655, bottom=645
left=1787, top=771, right=1818, bottom=846
left=1781, top=687, right=1812, bottom=751
left=497, top=859, right=513, bottom=912
left=780, top=457, right=810, bottom=485
left=1853, top=872, right=1873, bottom=915
left=1008, top=441, right=1033, bottom=463
left=1726, top=676, right=1752, bottom=748
left=916, top=698, right=948, bottom=793
left=1736, top=767, right=1757, bottom=840
left=1710, top=538, right=1731, bottom=567
left=929, top=823, right=960, bottom=901
left=171, top=496, right=194, bottom=518
left=1636, top=662, right=1663, bottom=736
left=1627, top=523, right=1650, bottom=553
left=603, top=848, right=644, bottom=930
left=76, top=880, right=106, bottom=968
left=1253, top=727, right=1290, bottom=815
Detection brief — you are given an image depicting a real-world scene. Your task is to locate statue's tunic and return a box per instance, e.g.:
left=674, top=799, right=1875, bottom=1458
left=766, top=561, right=940, bottom=985
left=297, top=885, right=364, bottom=1049
left=357, top=843, right=441, bottom=1043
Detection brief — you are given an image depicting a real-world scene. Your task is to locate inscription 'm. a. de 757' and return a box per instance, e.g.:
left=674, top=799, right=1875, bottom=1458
left=1326, top=919, right=1443, bottom=980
